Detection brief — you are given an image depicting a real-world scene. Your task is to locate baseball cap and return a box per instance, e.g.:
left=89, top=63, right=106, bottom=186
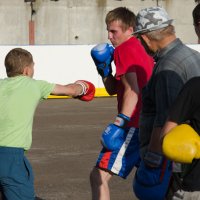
left=134, top=6, right=173, bottom=34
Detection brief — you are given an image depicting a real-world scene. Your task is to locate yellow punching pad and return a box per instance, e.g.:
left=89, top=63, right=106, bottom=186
left=162, top=124, right=200, bottom=163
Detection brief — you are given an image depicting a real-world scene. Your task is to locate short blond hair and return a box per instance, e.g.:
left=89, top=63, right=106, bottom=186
left=4, top=48, right=33, bottom=77
left=105, top=7, right=136, bottom=31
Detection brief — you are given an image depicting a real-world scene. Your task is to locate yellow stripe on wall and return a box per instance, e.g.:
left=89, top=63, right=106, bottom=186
left=48, top=88, right=115, bottom=99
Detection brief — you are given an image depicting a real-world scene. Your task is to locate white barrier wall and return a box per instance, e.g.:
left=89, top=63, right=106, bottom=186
left=0, top=44, right=200, bottom=97
left=0, top=45, right=99, bottom=84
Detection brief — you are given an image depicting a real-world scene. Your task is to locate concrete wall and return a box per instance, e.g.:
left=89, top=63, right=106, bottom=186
left=0, top=0, right=198, bottom=45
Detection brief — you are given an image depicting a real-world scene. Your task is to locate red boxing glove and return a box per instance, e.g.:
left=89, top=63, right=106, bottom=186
left=75, top=80, right=95, bottom=101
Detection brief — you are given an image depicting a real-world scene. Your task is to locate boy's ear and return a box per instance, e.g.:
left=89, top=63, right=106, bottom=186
left=22, top=66, right=30, bottom=76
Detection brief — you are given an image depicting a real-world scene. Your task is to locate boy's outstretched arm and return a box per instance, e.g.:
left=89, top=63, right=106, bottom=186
left=51, top=80, right=95, bottom=101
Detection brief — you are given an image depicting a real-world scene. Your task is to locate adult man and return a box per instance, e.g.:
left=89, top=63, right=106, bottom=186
left=90, top=7, right=154, bottom=200
left=161, top=76, right=200, bottom=199
left=132, top=6, right=200, bottom=200
left=193, top=3, right=200, bottom=43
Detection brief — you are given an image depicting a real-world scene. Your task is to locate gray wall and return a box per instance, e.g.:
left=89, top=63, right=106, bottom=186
left=0, top=0, right=197, bottom=45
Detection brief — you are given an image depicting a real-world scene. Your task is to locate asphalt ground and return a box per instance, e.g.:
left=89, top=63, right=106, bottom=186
left=27, top=97, right=138, bottom=200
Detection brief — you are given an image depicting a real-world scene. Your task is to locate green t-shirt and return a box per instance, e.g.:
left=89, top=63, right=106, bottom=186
left=0, top=76, right=55, bottom=150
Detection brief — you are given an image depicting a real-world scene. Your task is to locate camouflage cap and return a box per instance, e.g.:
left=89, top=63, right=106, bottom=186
left=134, top=6, right=173, bottom=34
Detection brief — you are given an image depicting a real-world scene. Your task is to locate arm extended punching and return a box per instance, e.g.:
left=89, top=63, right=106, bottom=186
left=51, top=80, right=95, bottom=101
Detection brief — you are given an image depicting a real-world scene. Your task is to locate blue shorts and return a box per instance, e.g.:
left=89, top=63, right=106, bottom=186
left=0, top=147, right=35, bottom=200
left=96, top=127, right=140, bottom=178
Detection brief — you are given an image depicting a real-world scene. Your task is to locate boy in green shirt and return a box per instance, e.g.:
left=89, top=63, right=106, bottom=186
left=0, top=48, right=95, bottom=200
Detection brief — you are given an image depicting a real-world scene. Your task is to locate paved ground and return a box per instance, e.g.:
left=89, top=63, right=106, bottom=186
left=27, top=97, right=138, bottom=200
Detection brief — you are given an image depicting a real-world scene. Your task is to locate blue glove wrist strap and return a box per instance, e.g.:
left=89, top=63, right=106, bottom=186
left=114, top=113, right=130, bottom=128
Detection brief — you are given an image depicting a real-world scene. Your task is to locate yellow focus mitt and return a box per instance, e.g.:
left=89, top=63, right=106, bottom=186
left=162, top=124, right=200, bottom=163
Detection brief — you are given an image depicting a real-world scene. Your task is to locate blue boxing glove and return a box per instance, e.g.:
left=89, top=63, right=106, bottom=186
left=101, top=113, right=130, bottom=151
left=91, top=43, right=114, bottom=78
left=133, top=154, right=172, bottom=200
